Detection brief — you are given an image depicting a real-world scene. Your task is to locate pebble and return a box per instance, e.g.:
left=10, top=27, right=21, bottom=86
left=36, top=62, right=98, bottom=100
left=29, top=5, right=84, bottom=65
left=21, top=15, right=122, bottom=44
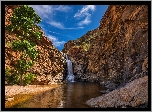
left=5, top=97, right=14, bottom=102
left=8, top=9, right=12, bottom=13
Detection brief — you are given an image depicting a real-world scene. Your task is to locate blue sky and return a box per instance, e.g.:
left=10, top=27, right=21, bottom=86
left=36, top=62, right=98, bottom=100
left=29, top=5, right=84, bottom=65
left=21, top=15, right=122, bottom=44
left=29, top=5, right=109, bottom=51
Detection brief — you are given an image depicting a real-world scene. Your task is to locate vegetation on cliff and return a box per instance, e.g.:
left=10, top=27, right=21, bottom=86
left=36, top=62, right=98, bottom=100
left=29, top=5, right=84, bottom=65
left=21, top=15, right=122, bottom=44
left=62, top=5, right=148, bottom=108
left=4, top=4, right=149, bottom=108
left=5, top=5, right=65, bottom=85
left=62, top=5, right=148, bottom=86
left=5, top=5, right=43, bottom=85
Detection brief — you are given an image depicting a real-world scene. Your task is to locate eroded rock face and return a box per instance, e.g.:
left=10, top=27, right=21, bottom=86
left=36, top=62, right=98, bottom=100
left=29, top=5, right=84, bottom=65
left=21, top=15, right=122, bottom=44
left=86, top=76, right=148, bottom=108
left=5, top=5, right=66, bottom=85
left=62, top=5, right=148, bottom=108
left=62, top=5, right=148, bottom=86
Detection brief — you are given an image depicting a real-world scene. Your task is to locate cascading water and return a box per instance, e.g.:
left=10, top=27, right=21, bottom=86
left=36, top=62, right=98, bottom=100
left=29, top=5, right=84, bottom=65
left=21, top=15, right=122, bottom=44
left=66, top=55, right=75, bottom=82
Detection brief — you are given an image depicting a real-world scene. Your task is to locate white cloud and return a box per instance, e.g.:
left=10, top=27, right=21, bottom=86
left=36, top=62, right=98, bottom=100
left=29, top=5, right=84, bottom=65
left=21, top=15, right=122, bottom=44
left=78, top=17, right=91, bottom=26
left=29, top=5, right=71, bottom=19
left=47, top=35, right=57, bottom=41
left=43, top=28, right=74, bottom=39
left=54, top=5, right=71, bottom=12
left=48, top=20, right=84, bottom=29
left=46, top=34, right=66, bottom=47
left=54, top=41, right=66, bottom=47
left=48, top=31, right=73, bottom=39
left=63, top=26, right=84, bottom=29
left=74, top=5, right=95, bottom=18
left=74, top=5, right=96, bottom=26
left=48, top=21, right=64, bottom=29
left=29, top=5, right=53, bottom=19
left=29, top=5, right=85, bottom=30
left=48, top=30, right=61, bottom=35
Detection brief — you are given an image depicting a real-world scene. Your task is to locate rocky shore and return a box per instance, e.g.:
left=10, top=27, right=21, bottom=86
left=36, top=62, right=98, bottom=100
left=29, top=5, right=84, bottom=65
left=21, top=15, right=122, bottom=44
left=62, top=5, right=148, bottom=108
left=4, top=5, right=148, bottom=109
left=86, top=76, right=148, bottom=108
left=5, top=85, right=60, bottom=98
left=5, top=84, right=61, bottom=108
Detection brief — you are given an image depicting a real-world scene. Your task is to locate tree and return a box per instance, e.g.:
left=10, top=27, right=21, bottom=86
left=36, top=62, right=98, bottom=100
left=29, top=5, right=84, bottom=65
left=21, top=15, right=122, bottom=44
left=6, top=5, right=43, bottom=85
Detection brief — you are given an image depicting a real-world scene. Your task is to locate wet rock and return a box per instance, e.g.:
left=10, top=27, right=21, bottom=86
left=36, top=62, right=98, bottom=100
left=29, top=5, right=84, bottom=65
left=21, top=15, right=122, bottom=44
left=104, top=81, right=116, bottom=91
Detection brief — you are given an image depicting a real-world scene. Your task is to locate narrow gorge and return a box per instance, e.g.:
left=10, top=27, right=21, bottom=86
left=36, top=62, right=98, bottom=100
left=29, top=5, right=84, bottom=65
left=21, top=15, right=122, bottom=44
left=4, top=5, right=148, bottom=109
left=62, top=5, right=148, bottom=108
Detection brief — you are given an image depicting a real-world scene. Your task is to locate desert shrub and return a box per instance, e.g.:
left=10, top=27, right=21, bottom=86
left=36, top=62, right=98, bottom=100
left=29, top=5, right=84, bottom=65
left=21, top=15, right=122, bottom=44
left=6, top=5, right=42, bottom=85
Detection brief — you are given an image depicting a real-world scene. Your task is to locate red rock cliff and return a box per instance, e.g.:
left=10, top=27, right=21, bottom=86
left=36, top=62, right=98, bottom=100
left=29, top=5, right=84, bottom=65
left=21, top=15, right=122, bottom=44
left=5, top=5, right=66, bottom=85
left=62, top=5, right=148, bottom=86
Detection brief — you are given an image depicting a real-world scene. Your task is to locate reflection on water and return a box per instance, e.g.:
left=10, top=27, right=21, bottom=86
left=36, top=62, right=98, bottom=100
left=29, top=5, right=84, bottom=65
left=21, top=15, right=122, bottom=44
left=14, top=82, right=102, bottom=108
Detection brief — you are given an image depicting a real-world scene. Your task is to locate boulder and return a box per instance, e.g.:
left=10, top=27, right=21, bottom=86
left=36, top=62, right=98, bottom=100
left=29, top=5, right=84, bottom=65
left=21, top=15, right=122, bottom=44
left=86, top=76, right=148, bottom=108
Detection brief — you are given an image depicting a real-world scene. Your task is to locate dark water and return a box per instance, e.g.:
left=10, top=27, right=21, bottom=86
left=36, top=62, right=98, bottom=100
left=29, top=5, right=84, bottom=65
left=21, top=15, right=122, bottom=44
left=14, top=82, right=102, bottom=108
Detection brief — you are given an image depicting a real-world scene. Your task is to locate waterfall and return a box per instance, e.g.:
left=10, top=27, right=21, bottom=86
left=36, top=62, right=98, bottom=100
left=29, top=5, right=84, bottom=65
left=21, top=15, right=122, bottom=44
left=66, top=55, right=75, bottom=82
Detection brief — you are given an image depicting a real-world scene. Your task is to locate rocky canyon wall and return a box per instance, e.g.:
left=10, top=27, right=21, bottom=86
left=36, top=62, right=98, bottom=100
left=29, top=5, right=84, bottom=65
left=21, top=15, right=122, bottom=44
left=62, top=5, right=148, bottom=87
left=5, top=5, right=66, bottom=85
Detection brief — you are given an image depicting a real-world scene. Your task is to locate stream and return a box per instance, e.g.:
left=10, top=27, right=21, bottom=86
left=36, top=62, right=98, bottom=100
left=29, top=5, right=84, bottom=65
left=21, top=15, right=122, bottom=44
left=13, top=82, right=102, bottom=108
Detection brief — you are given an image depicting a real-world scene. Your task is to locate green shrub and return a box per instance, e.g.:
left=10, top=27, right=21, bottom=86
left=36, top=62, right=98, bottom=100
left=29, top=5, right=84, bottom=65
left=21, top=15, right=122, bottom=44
left=23, top=73, right=35, bottom=85
left=5, top=68, right=20, bottom=85
left=82, top=43, right=91, bottom=52
left=6, top=5, right=42, bottom=40
left=6, top=5, right=42, bottom=85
